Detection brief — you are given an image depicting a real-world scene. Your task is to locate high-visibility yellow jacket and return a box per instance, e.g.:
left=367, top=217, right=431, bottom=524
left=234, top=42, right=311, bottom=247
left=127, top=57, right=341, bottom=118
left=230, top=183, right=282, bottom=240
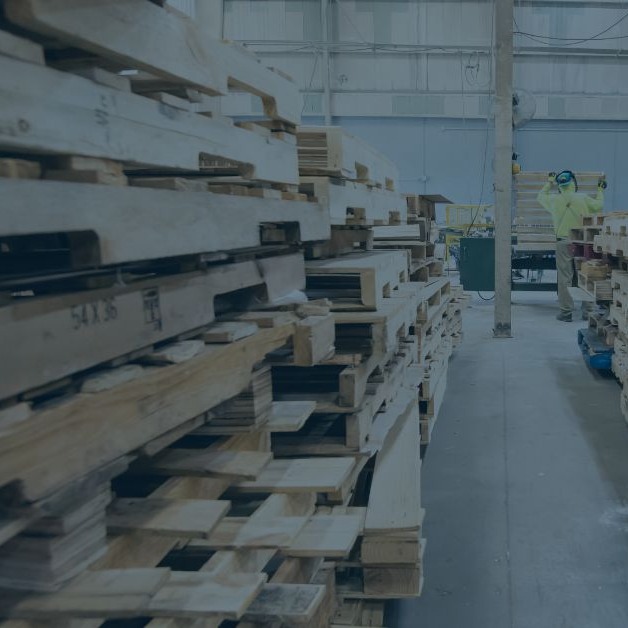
left=537, top=181, right=604, bottom=239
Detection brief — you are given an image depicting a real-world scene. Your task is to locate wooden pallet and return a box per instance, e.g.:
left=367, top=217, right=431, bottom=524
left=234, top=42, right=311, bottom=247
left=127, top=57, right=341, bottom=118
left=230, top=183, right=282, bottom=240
left=0, top=253, right=305, bottom=402
left=299, top=177, right=406, bottom=226
left=297, top=127, right=399, bottom=191
left=306, top=251, right=409, bottom=311
left=0, top=51, right=298, bottom=186
left=0, top=179, right=330, bottom=269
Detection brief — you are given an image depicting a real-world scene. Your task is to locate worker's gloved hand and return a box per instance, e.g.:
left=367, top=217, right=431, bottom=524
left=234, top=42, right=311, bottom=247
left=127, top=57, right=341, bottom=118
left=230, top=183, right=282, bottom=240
left=598, top=177, right=608, bottom=190
left=548, top=172, right=557, bottom=184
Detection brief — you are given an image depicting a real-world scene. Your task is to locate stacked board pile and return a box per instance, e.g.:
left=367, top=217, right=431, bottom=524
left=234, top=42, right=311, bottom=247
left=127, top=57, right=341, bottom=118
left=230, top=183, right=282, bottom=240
left=515, top=171, right=604, bottom=252
left=0, top=4, right=467, bottom=627
left=594, top=213, right=628, bottom=416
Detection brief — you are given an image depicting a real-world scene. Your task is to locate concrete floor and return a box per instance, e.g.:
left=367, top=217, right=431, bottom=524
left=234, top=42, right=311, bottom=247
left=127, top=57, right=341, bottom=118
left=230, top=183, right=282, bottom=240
left=389, top=291, right=628, bottom=628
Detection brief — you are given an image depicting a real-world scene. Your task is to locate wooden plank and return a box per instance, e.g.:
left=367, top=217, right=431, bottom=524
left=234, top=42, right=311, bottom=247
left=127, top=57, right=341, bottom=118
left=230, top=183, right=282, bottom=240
left=364, top=395, right=422, bottom=535
left=0, top=568, right=171, bottom=618
left=0, top=56, right=297, bottom=184
left=293, top=316, right=336, bottom=366
left=0, top=179, right=328, bottom=265
left=146, top=449, right=273, bottom=482
left=263, top=401, right=316, bottom=433
left=107, top=498, right=230, bottom=539
left=241, top=583, right=326, bottom=624
left=286, top=512, right=365, bottom=558
left=203, top=322, right=259, bottom=344
left=4, top=0, right=300, bottom=124
left=194, top=516, right=308, bottom=551
left=234, top=458, right=356, bottom=494
left=147, top=571, right=266, bottom=620
left=190, top=493, right=314, bottom=553
left=0, top=323, right=296, bottom=502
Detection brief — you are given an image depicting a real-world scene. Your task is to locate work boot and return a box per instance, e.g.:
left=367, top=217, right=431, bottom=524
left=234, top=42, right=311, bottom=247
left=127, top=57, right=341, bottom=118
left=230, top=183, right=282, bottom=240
left=556, top=311, right=572, bottom=322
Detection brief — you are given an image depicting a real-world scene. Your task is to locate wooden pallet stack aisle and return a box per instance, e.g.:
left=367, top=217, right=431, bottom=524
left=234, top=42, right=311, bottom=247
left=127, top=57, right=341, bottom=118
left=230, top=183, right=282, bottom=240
left=0, top=4, right=468, bottom=626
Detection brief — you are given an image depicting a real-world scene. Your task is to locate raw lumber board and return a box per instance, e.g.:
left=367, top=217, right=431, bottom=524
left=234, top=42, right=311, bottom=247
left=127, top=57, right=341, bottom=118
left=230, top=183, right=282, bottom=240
left=0, top=179, right=329, bottom=264
left=306, top=251, right=408, bottom=310
left=0, top=254, right=304, bottom=402
left=264, top=401, right=316, bottom=432
left=0, top=322, right=296, bottom=503
left=286, top=512, right=365, bottom=558
left=299, top=177, right=406, bottom=226
left=0, top=568, right=267, bottom=620
left=241, top=583, right=326, bottom=625
left=0, top=568, right=170, bottom=619
left=297, top=127, right=399, bottom=190
left=143, top=448, right=273, bottom=481
left=364, top=394, right=422, bottom=535
left=233, top=458, right=356, bottom=495
left=147, top=571, right=266, bottom=620
left=4, top=0, right=300, bottom=124
left=0, top=55, right=297, bottom=185
left=0, top=513, right=108, bottom=592
left=293, top=315, right=336, bottom=366
left=361, top=510, right=426, bottom=566
left=189, top=493, right=314, bottom=551
left=106, top=498, right=230, bottom=539
left=203, top=322, right=259, bottom=344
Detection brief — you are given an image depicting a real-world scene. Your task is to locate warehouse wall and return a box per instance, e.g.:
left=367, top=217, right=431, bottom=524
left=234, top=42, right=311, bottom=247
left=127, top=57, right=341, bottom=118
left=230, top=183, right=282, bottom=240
left=215, top=0, right=628, bottom=212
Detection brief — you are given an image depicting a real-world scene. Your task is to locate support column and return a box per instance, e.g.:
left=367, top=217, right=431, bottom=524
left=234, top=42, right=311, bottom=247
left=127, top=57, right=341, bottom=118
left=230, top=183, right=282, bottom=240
left=321, top=0, right=332, bottom=125
left=493, top=0, right=513, bottom=338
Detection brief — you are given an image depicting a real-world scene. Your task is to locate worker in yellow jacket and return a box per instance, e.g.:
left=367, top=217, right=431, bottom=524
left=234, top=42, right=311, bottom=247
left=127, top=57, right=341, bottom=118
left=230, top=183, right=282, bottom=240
left=537, top=170, right=605, bottom=322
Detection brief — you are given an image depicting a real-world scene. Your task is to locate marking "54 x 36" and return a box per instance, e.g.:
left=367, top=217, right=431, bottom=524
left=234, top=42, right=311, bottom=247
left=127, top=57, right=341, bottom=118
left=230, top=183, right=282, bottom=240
left=70, top=298, right=118, bottom=330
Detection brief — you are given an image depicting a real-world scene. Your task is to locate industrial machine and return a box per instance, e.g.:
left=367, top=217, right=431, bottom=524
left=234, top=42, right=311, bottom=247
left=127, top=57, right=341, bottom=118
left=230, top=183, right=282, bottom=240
left=458, top=237, right=557, bottom=292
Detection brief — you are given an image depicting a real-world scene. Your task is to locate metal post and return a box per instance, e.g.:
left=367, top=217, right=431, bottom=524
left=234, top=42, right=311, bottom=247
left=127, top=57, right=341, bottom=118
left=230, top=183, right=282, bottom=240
left=493, top=0, right=513, bottom=338
left=321, top=0, right=332, bottom=125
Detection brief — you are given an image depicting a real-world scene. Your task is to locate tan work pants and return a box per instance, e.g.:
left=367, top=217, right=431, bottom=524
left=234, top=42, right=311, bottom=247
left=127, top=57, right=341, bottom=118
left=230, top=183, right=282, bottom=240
left=556, top=239, right=575, bottom=314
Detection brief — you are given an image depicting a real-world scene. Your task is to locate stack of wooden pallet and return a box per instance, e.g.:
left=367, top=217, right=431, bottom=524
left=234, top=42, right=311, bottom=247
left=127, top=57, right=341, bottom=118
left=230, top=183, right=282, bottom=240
left=592, top=214, right=628, bottom=420
left=515, top=171, right=604, bottom=251
left=0, top=4, right=467, bottom=627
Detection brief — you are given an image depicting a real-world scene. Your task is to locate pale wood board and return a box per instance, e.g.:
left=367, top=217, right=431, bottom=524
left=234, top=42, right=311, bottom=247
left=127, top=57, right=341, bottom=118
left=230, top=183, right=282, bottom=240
left=107, top=498, right=230, bottom=539
left=263, top=401, right=316, bottom=433
left=241, top=583, right=326, bottom=624
left=293, top=315, right=336, bottom=366
left=1, top=568, right=171, bottom=618
left=234, top=458, right=356, bottom=494
left=146, top=449, right=273, bottom=482
left=286, top=512, right=365, bottom=558
left=364, top=394, right=422, bottom=534
left=203, top=322, right=259, bottom=344
left=147, top=571, right=266, bottom=620
left=0, top=323, right=296, bottom=502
